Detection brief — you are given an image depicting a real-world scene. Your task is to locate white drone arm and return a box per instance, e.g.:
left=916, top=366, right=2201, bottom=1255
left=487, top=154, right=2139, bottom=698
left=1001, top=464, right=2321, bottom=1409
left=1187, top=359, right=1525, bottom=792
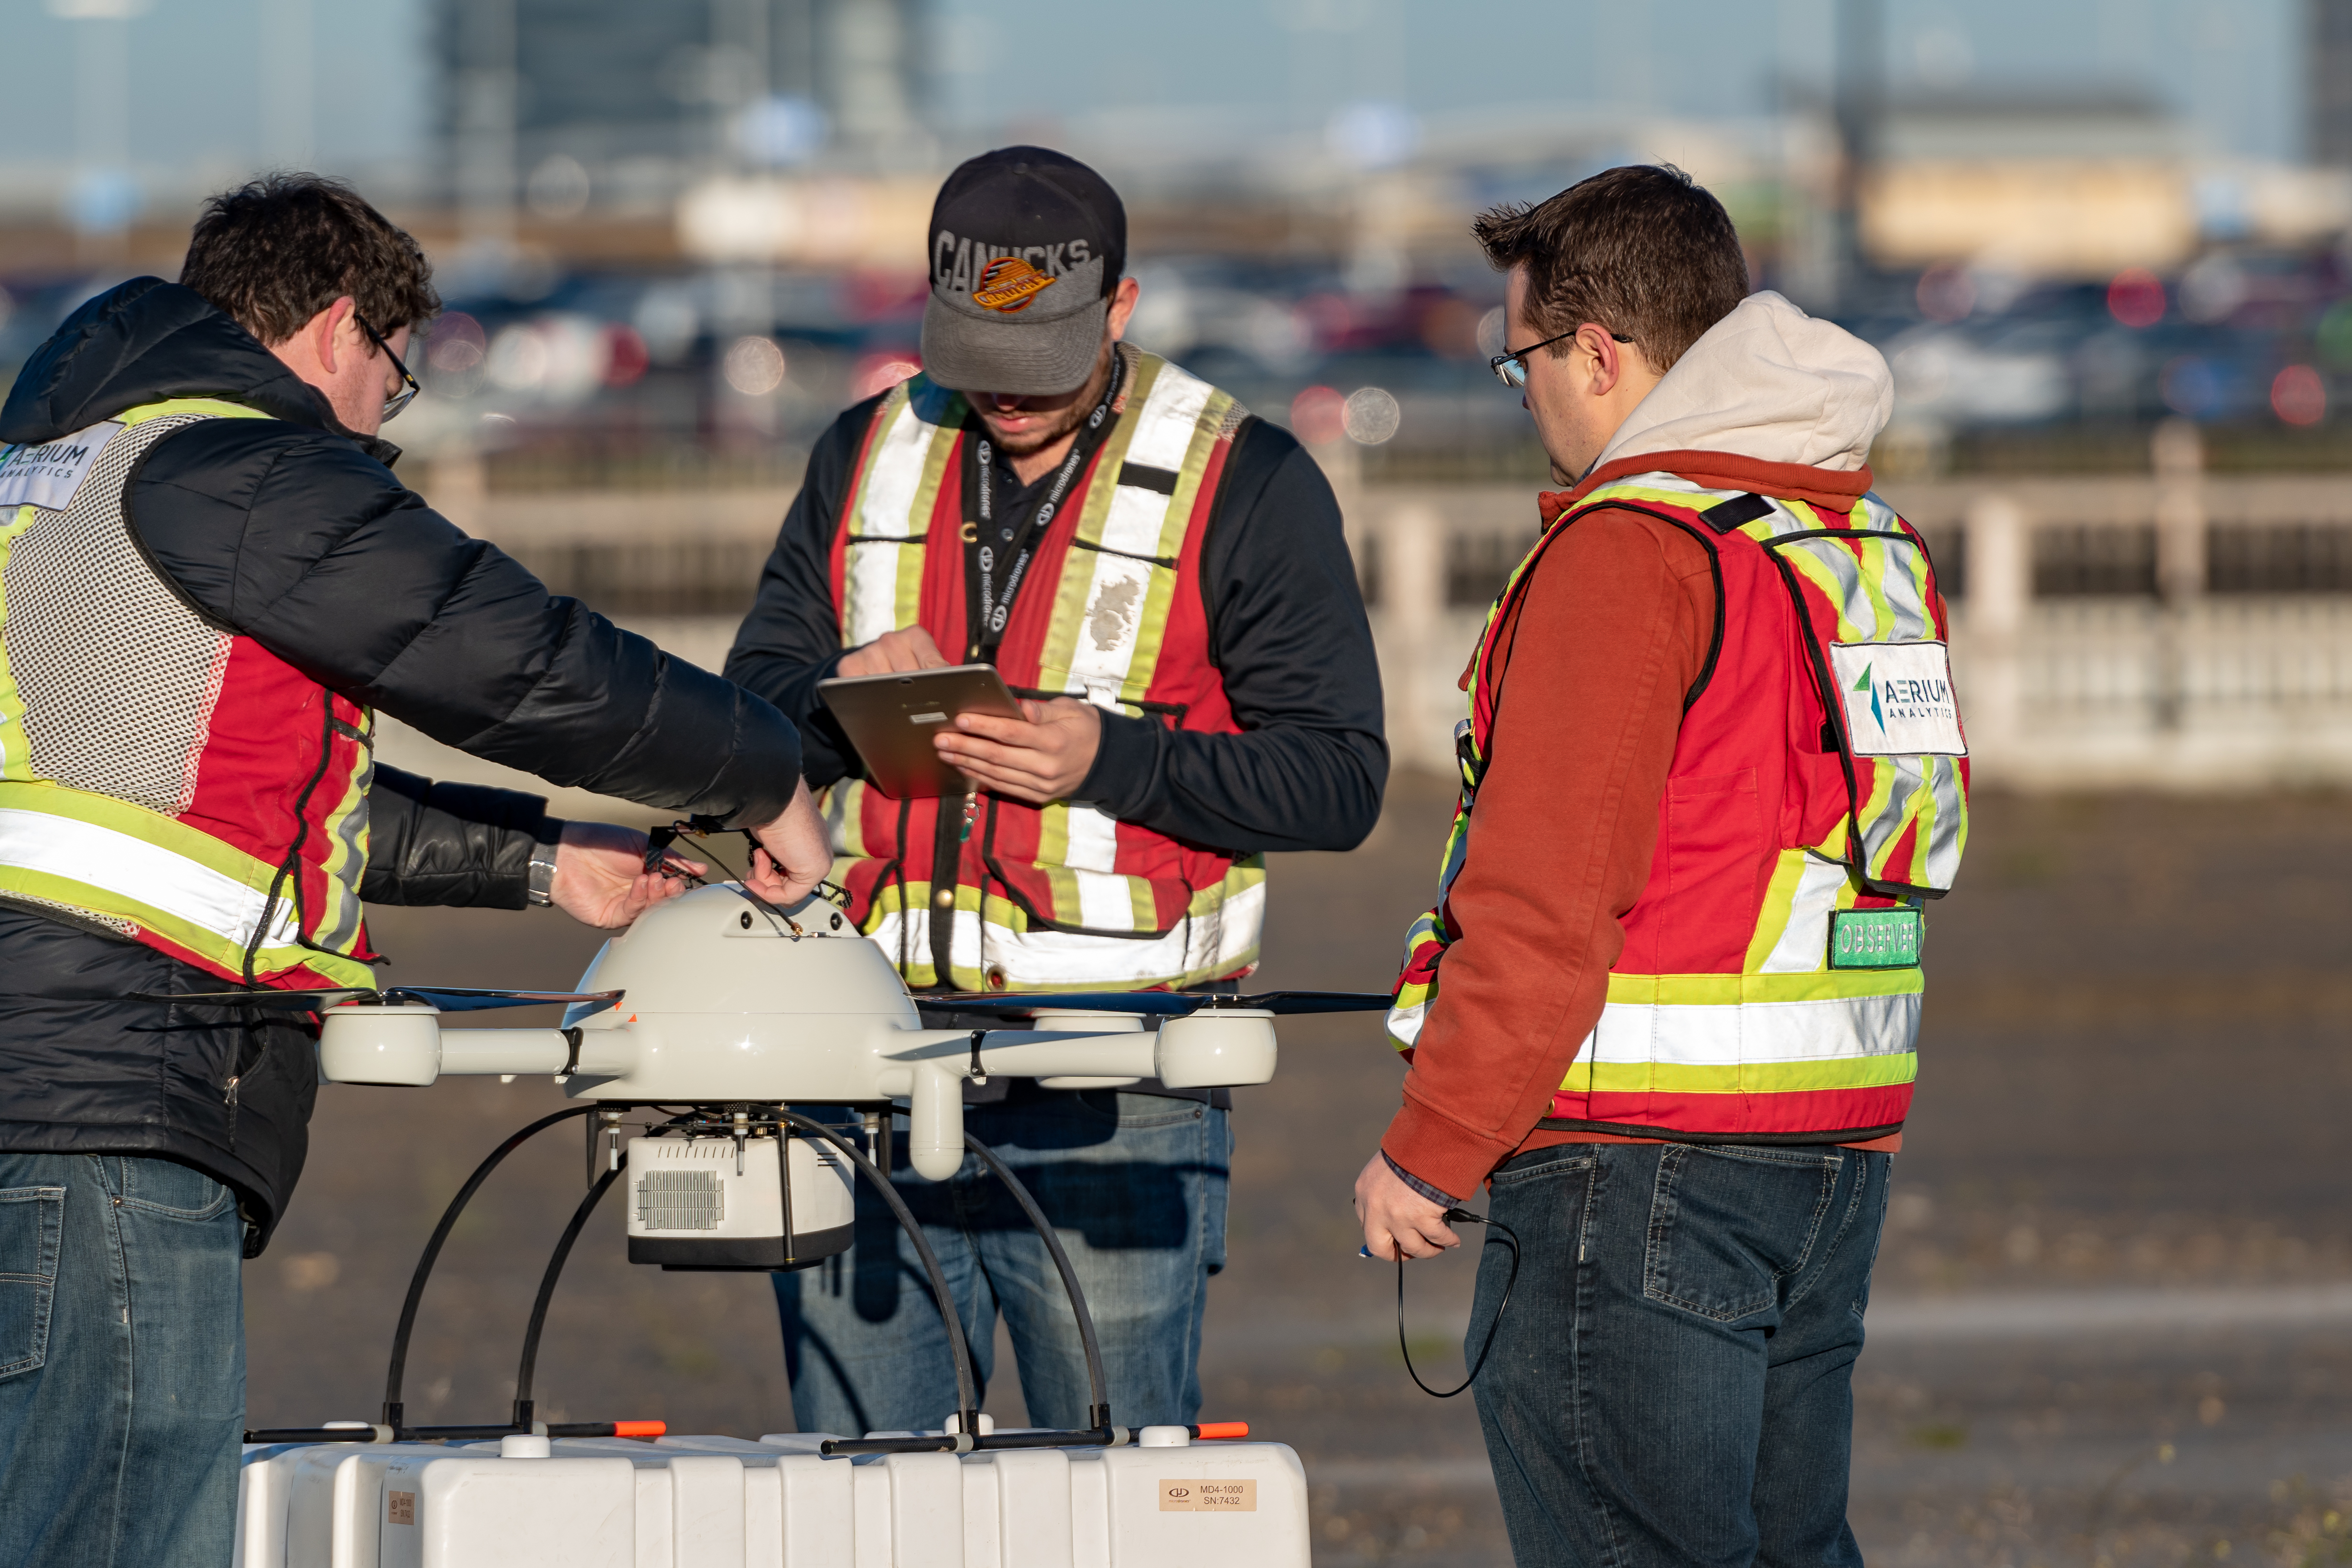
left=320, top=1003, right=1277, bottom=1181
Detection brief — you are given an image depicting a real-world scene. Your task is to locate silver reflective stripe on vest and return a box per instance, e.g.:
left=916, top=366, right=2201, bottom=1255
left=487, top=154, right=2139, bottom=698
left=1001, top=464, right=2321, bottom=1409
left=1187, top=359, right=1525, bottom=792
left=1060, top=363, right=1214, bottom=702
left=1580, top=990, right=1919, bottom=1069
left=0, top=808, right=299, bottom=951
left=1051, top=360, right=1220, bottom=896
left=843, top=382, right=959, bottom=647
left=868, top=878, right=1266, bottom=989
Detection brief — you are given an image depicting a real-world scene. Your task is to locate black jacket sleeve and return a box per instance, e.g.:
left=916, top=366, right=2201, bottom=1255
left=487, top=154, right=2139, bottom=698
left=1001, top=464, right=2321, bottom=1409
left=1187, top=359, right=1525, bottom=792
left=723, top=407, right=1387, bottom=855
left=361, top=765, right=553, bottom=908
left=127, top=421, right=802, bottom=829
left=722, top=398, right=880, bottom=788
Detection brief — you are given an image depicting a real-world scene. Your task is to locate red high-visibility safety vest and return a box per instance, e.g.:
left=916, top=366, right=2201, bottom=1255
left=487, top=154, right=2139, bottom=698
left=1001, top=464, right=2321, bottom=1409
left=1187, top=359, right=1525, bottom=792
left=1388, top=472, right=1970, bottom=1143
left=824, top=347, right=1264, bottom=992
left=0, top=400, right=376, bottom=989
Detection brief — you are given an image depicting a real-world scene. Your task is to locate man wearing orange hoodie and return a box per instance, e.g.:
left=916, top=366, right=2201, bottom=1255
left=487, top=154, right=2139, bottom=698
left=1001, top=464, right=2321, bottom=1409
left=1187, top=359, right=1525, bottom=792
left=1355, top=166, right=1968, bottom=1567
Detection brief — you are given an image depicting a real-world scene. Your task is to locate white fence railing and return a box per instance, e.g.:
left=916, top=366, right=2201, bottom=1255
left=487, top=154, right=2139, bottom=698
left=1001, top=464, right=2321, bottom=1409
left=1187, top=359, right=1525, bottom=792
left=1343, top=467, right=2352, bottom=789
left=417, top=456, right=2352, bottom=794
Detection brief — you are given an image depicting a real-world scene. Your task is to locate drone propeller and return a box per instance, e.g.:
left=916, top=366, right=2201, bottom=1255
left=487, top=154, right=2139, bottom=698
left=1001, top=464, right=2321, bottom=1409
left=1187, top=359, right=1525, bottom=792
left=920, top=989, right=1391, bottom=1018
left=146, top=986, right=624, bottom=1015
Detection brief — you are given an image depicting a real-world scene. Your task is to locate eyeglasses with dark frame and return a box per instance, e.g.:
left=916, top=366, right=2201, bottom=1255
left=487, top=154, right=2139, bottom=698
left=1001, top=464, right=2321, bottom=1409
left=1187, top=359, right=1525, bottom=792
left=1490, top=324, right=1636, bottom=389
left=355, top=315, right=422, bottom=423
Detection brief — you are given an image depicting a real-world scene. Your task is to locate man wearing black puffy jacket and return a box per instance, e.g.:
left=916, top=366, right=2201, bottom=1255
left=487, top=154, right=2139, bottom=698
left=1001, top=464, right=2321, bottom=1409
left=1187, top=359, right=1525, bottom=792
left=0, top=174, right=827, bottom=1568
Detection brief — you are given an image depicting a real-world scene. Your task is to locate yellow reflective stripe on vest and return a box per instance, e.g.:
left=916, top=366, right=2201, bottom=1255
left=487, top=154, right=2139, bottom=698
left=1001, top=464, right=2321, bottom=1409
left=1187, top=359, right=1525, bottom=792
left=307, top=731, right=374, bottom=958
left=862, top=870, right=1268, bottom=991
left=0, top=780, right=373, bottom=985
left=830, top=354, right=1257, bottom=962
left=1603, top=967, right=1922, bottom=1006
left=0, top=502, right=45, bottom=782
left=1742, top=850, right=1865, bottom=973
left=0, top=393, right=375, bottom=987
left=841, top=380, right=963, bottom=647
left=1034, top=354, right=1230, bottom=708
left=1737, top=494, right=1967, bottom=893
left=1020, top=354, right=1232, bottom=935
left=119, top=398, right=278, bottom=429
left=1561, top=984, right=1919, bottom=1096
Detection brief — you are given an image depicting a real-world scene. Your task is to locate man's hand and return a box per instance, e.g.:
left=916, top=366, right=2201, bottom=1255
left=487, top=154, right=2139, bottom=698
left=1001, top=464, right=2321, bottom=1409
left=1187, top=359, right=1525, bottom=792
left=933, top=697, right=1102, bottom=804
left=1355, top=1151, right=1461, bottom=1262
left=743, top=777, right=832, bottom=906
left=837, top=626, right=951, bottom=678
left=550, top=822, right=707, bottom=930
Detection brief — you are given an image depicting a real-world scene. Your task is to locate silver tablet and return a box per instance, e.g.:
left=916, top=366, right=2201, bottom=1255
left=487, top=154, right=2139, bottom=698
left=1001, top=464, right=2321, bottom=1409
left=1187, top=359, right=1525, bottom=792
left=816, top=664, right=1025, bottom=800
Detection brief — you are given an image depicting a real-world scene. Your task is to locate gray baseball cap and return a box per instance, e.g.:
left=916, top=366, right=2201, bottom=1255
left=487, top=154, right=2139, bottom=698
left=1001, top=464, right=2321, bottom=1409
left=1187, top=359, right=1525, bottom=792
left=919, top=148, right=1127, bottom=397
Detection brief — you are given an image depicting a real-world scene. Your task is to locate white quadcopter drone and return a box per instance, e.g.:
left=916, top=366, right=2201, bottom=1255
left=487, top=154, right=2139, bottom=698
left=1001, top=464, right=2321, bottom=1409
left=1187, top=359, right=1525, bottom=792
left=174, top=870, right=1383, bottom=1457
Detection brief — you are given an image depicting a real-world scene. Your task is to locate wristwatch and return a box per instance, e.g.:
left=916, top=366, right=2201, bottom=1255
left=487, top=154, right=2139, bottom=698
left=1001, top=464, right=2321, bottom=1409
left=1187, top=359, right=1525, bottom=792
left=527, top=840, right=561, bottom=907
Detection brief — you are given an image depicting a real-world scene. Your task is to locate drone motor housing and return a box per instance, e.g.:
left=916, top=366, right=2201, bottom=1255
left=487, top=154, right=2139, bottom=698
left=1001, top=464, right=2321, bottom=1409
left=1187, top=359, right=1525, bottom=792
left=624, top=1133, right=854, bottom=1272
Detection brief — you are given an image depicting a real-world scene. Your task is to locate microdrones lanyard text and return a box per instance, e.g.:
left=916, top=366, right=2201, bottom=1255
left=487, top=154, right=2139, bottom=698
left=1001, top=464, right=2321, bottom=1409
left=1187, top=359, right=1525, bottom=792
left=959, top=351, right=1127, bottom=662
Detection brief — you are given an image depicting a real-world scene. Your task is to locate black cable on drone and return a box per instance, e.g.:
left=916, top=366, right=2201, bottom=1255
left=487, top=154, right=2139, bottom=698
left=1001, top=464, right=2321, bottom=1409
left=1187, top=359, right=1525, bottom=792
left=1387, top=1207, right=1521, bottom=1400
left=512, top=1156, right=627, bottom=1431
left=382, top=1103, right=600, bottom=1432
left=644, top=820, right=853, bottom=939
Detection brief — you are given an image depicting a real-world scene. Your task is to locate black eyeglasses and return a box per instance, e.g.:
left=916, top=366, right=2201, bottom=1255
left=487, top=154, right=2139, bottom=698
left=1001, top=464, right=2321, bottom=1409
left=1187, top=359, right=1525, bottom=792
left=1490, top=325, right=1636, bottom=388
left=355, top=315, right=422, bottom=423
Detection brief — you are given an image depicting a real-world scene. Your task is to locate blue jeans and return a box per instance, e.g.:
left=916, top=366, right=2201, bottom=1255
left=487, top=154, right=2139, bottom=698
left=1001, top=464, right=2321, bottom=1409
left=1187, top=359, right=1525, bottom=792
left=0, top=1153, right=245, bottom=1568
left=1470, top=1141, right=1890, bottom=1568
left=774, top=1091, right=1230, bottom=1435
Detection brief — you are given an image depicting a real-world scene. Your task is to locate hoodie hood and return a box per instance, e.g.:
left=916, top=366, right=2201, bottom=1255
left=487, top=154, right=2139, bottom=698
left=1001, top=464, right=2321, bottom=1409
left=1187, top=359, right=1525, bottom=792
left=0, top=277, right=398, bottom=465
left=1593, top=291, right=1893, bottom=475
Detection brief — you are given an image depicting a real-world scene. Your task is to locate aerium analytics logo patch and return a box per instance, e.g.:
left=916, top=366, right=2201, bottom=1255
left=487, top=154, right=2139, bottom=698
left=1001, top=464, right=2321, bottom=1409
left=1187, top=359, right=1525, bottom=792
left=0, top=421, right=122, bottom=511
left=1828, top=639, right=1966, bottom=757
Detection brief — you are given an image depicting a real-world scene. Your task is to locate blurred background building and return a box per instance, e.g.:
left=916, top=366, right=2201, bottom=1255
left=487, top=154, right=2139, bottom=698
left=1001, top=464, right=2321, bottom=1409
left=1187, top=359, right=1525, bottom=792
left=6, top=0, right=2352, bottom=790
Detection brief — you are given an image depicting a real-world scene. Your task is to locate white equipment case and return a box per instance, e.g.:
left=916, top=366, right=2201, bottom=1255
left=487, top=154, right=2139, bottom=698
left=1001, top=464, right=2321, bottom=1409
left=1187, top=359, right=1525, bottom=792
left=235, top=1429, right=1310, bottom=1568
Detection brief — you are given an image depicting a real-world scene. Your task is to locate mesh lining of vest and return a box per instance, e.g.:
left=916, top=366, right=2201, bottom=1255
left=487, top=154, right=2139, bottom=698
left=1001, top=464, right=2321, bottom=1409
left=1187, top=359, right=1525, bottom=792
left=5, top=414, right=235, bottom=815
left=0, top=887, right=137, bottom=939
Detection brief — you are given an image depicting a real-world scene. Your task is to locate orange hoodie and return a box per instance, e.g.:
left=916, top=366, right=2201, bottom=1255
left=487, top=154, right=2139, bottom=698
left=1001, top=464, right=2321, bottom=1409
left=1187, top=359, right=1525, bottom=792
left=1378, top=294, right=1906, bottom=1200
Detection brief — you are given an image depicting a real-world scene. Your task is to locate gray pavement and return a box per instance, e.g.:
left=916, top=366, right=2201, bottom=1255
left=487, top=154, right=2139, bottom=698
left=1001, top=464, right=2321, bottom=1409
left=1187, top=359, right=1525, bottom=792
left=246, top=779, right=2352, bottom=1565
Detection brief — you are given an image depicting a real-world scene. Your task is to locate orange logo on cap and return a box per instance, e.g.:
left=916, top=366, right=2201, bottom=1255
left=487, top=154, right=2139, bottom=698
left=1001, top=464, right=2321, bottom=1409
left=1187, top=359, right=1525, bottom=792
left=972, top=256, right=1056, bottom=314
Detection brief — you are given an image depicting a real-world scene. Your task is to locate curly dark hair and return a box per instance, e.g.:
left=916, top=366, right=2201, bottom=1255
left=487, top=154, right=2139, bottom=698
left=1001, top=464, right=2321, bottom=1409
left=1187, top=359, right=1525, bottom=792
left=1473, top=164, right=1748, bottom=373
left=179, top=173, right=439, bottom=345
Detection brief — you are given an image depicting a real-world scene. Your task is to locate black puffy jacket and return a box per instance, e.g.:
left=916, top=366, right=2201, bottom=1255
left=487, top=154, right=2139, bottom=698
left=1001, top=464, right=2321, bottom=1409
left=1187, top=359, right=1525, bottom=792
left=0, top=279, right=805, bottom=1249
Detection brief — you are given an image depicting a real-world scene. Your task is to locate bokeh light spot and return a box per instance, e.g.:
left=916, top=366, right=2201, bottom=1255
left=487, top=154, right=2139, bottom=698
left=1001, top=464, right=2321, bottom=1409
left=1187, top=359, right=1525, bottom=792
left=2108, top=268, right=2167, bottom=329
left=602, top=324, right=650, bottom=388
left=1916, top=265, right=1976, bottom=323
left=1290, top=385, right=1345, bottom=444
left=1342, top=387, right=1402, bottom=445
left=2160, top=356, right=2222, bottom=419
left=850, top=353, right=920, bottom=400
left=722, top=335, right=787, bottom=397
left=2271, top=365, right=2326, bottom=427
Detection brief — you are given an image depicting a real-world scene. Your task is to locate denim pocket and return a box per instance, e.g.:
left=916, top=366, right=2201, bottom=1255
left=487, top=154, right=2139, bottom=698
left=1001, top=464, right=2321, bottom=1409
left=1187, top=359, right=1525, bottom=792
left=1487, top=1146, right=1597, bottom=1190
left=1072, top=1091, right=1208, bottom=1130
left=116, top=1159, right=233, bottom=1222
left=0, top=1186, right=65, bottom=1380
left=1852, top=1169, right=1890, bottom=1320
left=1643, top=1145, right=1841, bottom=1322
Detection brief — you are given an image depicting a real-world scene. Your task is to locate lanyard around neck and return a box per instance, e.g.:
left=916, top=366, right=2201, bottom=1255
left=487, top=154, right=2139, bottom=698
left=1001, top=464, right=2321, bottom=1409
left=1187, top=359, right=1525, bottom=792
left=961, top=350, right=1126, bottom=661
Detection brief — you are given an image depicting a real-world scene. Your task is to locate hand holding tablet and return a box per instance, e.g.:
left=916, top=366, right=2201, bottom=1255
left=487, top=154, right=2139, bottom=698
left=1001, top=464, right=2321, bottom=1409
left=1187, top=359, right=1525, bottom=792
left=817, top=664, right=1027, bottom=799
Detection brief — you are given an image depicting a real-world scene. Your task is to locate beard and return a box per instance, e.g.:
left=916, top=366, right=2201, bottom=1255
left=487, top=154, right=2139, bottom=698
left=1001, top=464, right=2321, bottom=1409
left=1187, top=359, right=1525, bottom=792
left=982, top=393, right=1095, bottom=457
left=974, top=340, right=1115, bottom=457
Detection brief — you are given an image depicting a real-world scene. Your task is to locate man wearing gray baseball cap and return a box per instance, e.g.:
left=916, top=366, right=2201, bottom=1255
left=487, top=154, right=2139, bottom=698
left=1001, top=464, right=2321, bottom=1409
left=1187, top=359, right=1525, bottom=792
left=728, top=146, right=1387, bottom=1436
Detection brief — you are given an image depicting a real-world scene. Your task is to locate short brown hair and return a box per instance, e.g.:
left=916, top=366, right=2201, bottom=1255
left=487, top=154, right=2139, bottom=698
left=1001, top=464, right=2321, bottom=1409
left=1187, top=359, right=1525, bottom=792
left=1474, top=164, right=1747, bottom=373
left=180, top=173, right=439, bottom=346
